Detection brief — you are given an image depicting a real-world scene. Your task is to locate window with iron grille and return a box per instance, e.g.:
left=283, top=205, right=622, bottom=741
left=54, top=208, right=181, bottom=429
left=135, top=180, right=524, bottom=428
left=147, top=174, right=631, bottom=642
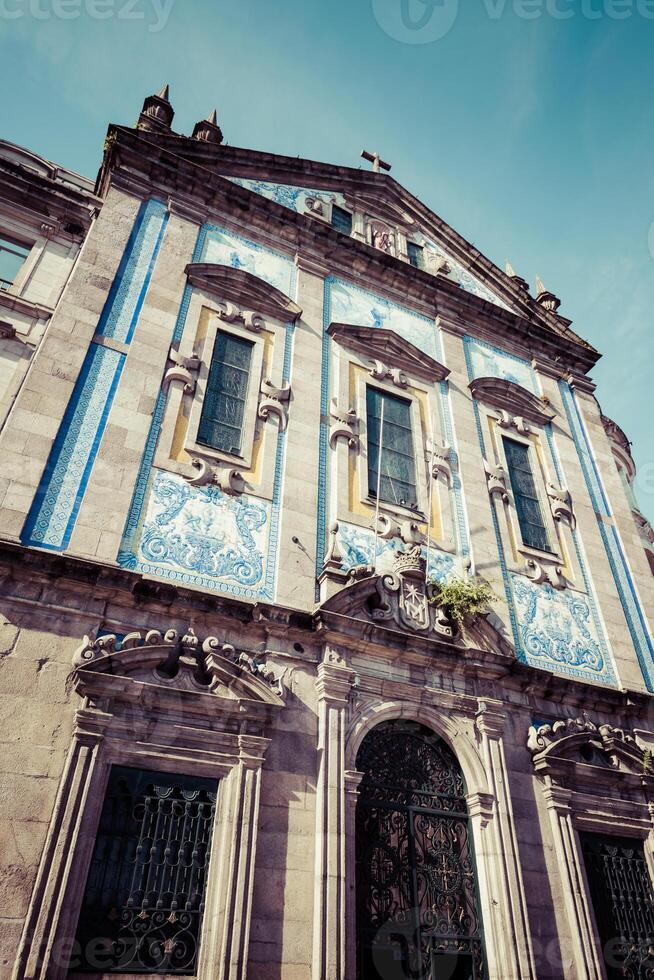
left=367, top=387, right=418, bottom=510
left=503, top=437, right=551, bottom=553
left=407, top=242, right=425, bottom=270
left=73, top=766, right=218, bottom=975
left=580, top=832, right=654, bottom=980
left=0, top=233, right=30, bottom=290
left=198, top=330, right=253, bottom=454
left=331, top=204, right=353, bottom=235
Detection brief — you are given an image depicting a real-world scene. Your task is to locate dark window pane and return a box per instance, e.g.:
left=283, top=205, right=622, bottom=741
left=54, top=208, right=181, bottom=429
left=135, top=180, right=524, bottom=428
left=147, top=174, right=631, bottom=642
left=74, top=766, right=218, bottom=975
left=331, top=205, right=353, bottom=235
left=407, top=242, right=424, bottom=270
left=367, top=387, right=418, bottom=509
left=198, top=331, right=253, bottom=454
left=0, top=234, right=30, bottom=289
left=503, top=437, right=551, bottom=553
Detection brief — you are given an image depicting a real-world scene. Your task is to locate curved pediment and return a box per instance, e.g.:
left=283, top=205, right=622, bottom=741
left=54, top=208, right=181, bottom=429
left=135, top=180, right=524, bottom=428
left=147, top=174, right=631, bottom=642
left=528, top=717, right=649, bottom=780
left=328, top=323, right=450, bottom=383
left=469, top=376, right=556, bottom=426
left=72, top=628, right=285, bottom=717
left=185, top=263, right=303, bottom=322
left=352, top=190, right=417, bottom=230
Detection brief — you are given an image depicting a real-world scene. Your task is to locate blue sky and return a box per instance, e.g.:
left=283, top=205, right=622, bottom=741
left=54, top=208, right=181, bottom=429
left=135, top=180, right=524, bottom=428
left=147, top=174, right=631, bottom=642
left=2, top=0, right=653, bottom=520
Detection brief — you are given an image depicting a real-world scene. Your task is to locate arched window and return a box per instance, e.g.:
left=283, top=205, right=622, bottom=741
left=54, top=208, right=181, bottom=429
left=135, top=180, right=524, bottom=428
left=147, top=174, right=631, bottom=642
left=355, top=720, right=485, bottom=979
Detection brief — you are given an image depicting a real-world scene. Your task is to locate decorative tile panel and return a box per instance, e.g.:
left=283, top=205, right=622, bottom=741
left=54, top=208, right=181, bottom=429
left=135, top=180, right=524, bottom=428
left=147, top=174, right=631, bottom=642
left=22, top=344, right=124, bottom=550
left=465, top=336, right=536, bottom=392
left=560, top=382, right=654, bottom=690
left=227, top=177, right=347, bottom=214
left=338, top=520, right=459, bottom=581
left=134, top=470, right=271, bottom=596
left=97, top=199, right=169, bottom=344
left=511, top=574, right=606, bottom=675
left=330, top=278, right=438, bottom=358
left=22, top=198, right=169, bottom=551
left=416, top=232, right=513, bottom=312
left=201, top=226, right=294, bottom=296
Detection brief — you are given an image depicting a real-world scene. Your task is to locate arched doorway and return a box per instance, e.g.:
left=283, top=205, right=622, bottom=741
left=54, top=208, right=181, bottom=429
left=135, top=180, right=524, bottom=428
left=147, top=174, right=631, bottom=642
left=355, top=720, right=486, bottom=979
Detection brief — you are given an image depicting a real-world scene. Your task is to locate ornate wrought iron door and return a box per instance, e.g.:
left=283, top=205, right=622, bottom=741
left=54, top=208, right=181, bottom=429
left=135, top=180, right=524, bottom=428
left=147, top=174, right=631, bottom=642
left=356, top=721, right=485, bottom=980
left=580, top=832, right=654, bottom=980
left=74, top=766, right=217, bottom=974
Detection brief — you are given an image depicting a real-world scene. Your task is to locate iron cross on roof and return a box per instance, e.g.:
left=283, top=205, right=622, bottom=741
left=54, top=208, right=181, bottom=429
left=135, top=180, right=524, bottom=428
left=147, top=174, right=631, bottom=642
left=361, top=149, right=392, bottom=174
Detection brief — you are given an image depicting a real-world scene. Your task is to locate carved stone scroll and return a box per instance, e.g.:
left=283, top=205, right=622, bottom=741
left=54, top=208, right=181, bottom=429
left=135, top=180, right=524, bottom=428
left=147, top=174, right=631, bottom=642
left=258, top=377, right=291, bottom=430
left=329, top=398, right=359, bottom=449
left=547, top=482, right=576, bottom=529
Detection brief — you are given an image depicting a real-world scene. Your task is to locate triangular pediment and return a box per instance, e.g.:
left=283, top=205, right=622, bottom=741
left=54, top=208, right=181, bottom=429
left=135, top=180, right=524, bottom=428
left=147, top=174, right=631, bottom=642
left=327, top=322, right=450, bottom=383
left=106, top=125, right=599, bottom=369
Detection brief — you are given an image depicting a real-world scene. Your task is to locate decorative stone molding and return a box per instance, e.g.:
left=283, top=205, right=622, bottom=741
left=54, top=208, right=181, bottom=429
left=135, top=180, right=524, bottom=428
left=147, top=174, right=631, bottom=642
left=217, top=299, right=265, bottom=332
left=163, top=345, right=201, bottom=394
left=329, top=397, right=359, bottom=449
left=372, top=513, right=425, bottom=546
left=185, top=263, right=303, bottom=323
left=185, top=457, right=246, bottom=495
left=497, top=409, right=531, bottom=436
left=427, top=437, right=453, bottom=485
left=369, top=219, right=396, bottom=255
left=304, top=194, right=326, bottom=217
left=484, top=457, right=509, bottom=501
left=369, top=359, right=408, bottom=388
left=469, top=376, right=556, bottom=427
left=527, top=716, right=635, bottom=755
left=0, top=320, right=16, bottom=340
left=425, top=251, right=452, bottom=277
left=323, top=521, right=346, bottom=573
left=547, top=482, right=576, bottom=529
left=328, top=323, right=450, bottom=384
left=258, top=377, right=291, bottom=430
left=524, top=556, right=566, bottom=590
left=535, top=276, right=561, bottom=313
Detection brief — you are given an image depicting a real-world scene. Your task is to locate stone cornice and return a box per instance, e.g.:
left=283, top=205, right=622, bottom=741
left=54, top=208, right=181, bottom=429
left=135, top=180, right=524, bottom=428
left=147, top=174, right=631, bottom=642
left=185, top=263, right=303, bottom=321
left=469, top=376, right=557, bottom=426
left=96, top=125, right=601, bottom=376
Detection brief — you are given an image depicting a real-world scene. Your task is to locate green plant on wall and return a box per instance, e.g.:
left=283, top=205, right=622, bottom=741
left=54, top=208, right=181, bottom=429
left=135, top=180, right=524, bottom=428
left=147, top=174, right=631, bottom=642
left=428, top=576, right=496, bottom=628
left=643, top=748, right=653, bottom=776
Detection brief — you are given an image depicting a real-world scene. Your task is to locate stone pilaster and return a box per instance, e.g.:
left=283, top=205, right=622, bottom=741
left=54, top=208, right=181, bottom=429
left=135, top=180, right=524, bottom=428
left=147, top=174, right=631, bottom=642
left=311, top=652, right=355, bottom=980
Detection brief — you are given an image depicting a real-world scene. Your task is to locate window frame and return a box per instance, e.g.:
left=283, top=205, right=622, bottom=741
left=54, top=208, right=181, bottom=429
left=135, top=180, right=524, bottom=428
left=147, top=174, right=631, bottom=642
left=502, top=434, right=553, bottom=555
left=330, top=203, right=353, bottom=236
left=186, top=314, right=265, bottom=470
left=365, top=385, right=419, bottom=513
left=407, top=241, right=425, bottom=271
left=496, top=427, right=561, bottom=563
left=0, top=229, right=32, bottom=292
left=357, top=375, right=429, bottom=521
left=197, top=328, right=255, bottom=457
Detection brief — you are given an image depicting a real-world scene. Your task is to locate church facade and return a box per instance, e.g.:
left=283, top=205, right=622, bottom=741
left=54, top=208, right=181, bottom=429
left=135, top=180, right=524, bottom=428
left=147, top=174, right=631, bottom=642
left=1, top=88, right=654, bottom=980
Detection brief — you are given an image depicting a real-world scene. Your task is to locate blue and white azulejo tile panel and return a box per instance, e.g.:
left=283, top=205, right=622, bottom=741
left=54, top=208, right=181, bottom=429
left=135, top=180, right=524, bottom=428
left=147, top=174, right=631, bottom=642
left=201, top=226, right=294, bottom=296
left=330, top=278, right=438, bottom=359
left=134, top=470, right=271, bottom=597
left=510, top=574, right=608, bottom=678
left=226, top=177, right=347, bottom=215
left=465, top=335, right=537, bottom=393
left=22, top=344, right=124, bottom=550
left=97, top=199, right=169, bottom=344
left=337, top=521, right=459, bottom=582
left=411, top=232, right=513, bottom=312
left=21, top=197, right=169, bottom=552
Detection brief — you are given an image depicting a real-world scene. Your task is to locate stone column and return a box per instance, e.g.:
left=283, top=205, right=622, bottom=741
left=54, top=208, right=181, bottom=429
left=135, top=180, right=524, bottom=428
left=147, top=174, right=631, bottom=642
left=312, top=652, right=355, bottom=980
left=541, top=786, right=603, bottom=980
left=198, top=735, right=269, bottom=980
left=13, top=711, right=110, bottom=980
left=475, top=706, right=537, bottom=980
left=344, top=769, right=364, bottom=980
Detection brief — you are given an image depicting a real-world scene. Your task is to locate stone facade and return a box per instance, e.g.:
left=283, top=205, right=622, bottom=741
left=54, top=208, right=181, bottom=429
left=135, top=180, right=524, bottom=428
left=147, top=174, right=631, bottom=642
left=1, top=89, right=654, bottom=980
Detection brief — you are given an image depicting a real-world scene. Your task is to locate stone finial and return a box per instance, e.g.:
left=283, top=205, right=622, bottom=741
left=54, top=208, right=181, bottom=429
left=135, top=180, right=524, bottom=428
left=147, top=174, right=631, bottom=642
left=137, top=83, right=174, bottom=133
left=535, top=276, right=562, bottom=313
left=192, top=109, right=224, bottom=145
left=505, top=260, right=529, bottom=292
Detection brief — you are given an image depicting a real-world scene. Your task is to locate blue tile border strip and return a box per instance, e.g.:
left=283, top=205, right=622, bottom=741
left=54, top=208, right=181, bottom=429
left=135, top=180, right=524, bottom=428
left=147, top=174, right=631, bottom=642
left=21, top=198, right=168, bottom=551
left=560, top=382, right=654, bottom=690
left=462, top=336, right=616, bottom=686
left=118, top=221, right=296, bottom=603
